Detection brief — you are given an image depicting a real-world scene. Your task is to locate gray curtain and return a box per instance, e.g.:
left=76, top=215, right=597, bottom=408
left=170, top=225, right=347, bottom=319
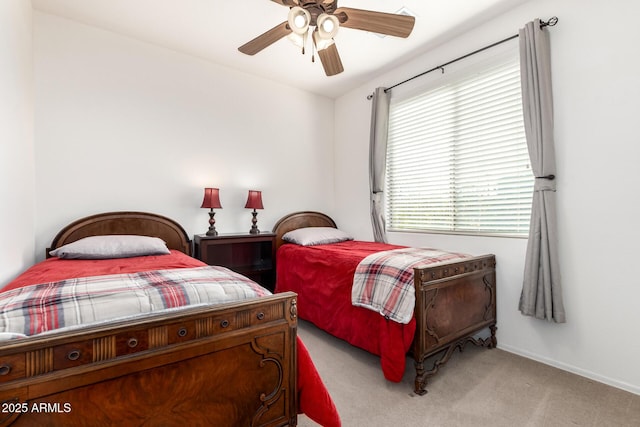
left=518, top=19, right=566, bottom=323
left=369, top=87, right=390, bottom=243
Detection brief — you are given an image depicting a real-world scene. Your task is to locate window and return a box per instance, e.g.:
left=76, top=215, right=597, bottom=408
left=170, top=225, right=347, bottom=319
left=385, top=54, right=533, bottom=237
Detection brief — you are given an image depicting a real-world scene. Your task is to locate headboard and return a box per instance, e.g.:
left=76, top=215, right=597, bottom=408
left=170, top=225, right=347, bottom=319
left=47, top=211, right=192, bottom=257
left=272, top=211, right=337, bottom=250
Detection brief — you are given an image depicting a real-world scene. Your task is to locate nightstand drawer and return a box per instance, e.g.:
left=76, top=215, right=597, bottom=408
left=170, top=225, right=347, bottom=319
left=193, top=233, right=276, bottom=292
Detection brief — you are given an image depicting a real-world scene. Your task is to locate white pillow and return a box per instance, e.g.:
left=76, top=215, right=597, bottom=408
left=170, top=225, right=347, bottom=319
left=282, top=227, right=353, bottom=246
left=49, top=235, right=170, bottom=259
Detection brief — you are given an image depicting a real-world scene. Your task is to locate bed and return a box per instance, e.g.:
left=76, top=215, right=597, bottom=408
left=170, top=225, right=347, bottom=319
left=273, top=211, right=497, bottom=395
left=0, top=211, right=340, bottom=427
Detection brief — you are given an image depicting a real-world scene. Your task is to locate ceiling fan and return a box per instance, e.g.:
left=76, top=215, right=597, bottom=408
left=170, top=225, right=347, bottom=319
left=238, top=0, right=416, bottom=76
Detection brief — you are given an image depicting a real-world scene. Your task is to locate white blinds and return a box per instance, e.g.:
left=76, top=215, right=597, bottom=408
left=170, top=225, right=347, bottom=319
left=386, top=57, right=533, bottom=236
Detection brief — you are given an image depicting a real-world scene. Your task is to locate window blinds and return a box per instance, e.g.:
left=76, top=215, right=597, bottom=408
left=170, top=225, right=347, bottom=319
left=386, top=57, right=533, bottom=236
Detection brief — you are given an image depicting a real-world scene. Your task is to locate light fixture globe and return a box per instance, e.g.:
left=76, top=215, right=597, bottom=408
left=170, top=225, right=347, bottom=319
left=316, top=13, right=339, bottom=40
left=287, top=31, right=305, bottom=48
left=288, top=6, right=311, bottom=35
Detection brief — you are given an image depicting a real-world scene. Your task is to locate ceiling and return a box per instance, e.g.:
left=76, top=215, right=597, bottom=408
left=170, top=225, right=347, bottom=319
left=31, top=0, right=527, bottom=98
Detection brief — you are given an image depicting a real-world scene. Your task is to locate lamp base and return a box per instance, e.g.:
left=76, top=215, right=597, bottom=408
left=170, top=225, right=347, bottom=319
left=206, top=209, right=218, bottom=236
left=249, top=210, right=260, bottom=234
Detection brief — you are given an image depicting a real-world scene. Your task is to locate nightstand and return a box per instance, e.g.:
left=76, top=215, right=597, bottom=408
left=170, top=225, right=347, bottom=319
left=193, top=233, right=276, bottom=292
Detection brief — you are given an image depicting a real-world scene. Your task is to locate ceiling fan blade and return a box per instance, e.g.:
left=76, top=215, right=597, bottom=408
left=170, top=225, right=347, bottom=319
left=334, top=7, right=415, bottom=38
left=314, top=39, right=344, bottom=76
left=270, top=0, right=298, bottom=6
left=238, top=21, right=292, bottom=56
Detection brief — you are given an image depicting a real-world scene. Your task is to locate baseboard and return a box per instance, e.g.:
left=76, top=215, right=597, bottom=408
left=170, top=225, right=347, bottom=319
left=497, top=344, right=640, bottom=396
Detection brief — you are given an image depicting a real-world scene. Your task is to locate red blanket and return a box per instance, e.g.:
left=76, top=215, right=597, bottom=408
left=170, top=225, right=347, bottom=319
left=1, top=250, right=205, bottom=293
left=276, top=241, right=417, bottom=383
left=3, top=251, right=340, bottom=427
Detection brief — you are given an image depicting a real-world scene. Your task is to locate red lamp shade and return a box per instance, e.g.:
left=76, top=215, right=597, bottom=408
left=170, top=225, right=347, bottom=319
left=201, top=188, right=222, bottom=209
left=244, top=190, right=264, bottom=210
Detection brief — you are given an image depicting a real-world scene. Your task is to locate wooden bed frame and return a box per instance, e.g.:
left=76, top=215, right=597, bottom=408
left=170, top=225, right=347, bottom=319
left=0, top=212, right=299, bottom=426
left=273, top=211, right=497, bottom=395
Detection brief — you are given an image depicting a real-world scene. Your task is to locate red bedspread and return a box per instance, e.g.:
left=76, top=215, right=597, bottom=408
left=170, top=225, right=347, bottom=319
left=1, top=250, right=205, bottom=293
left=3, top=252, right=340, bottom=427
left=276, top=240, right=417, bottom=383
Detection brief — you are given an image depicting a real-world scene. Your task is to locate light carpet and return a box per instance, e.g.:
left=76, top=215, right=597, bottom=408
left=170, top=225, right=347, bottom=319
left=297, top=320, right=640, bottom=427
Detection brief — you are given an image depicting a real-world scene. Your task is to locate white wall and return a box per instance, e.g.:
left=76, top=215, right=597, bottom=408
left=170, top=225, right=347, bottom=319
left=33, top=12, right=336, bottom=260
left=334, top=0, right=640, bottom=394
left=0, top=2, right=35, bottom=286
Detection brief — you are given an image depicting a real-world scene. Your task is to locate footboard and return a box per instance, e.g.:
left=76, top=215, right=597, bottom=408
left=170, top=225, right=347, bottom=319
left=0, top=293, right=298, bottom=427
left=412, top=255, right=496, bottom=395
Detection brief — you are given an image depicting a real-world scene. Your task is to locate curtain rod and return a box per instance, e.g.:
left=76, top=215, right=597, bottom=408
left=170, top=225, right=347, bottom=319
left=367, top=16, right=558, bottom=100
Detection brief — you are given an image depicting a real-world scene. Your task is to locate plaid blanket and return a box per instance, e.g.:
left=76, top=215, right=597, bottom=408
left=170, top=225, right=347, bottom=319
left=0, top=266, right=270, bottom=336
left=351, top=248, right=469, bottom=324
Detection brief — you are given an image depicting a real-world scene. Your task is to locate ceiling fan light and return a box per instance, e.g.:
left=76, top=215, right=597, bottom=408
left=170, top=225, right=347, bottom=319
left=312, top=30, right=335, bottom=51
left=287, top=32, right=303, bottom=47
left=316, top=13, right=339, bottom=40
left=288, top=6, right=311, bottom=34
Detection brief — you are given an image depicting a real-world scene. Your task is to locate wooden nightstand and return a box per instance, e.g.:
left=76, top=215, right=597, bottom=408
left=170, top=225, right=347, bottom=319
left=193, top=233, right=276, bottom=292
